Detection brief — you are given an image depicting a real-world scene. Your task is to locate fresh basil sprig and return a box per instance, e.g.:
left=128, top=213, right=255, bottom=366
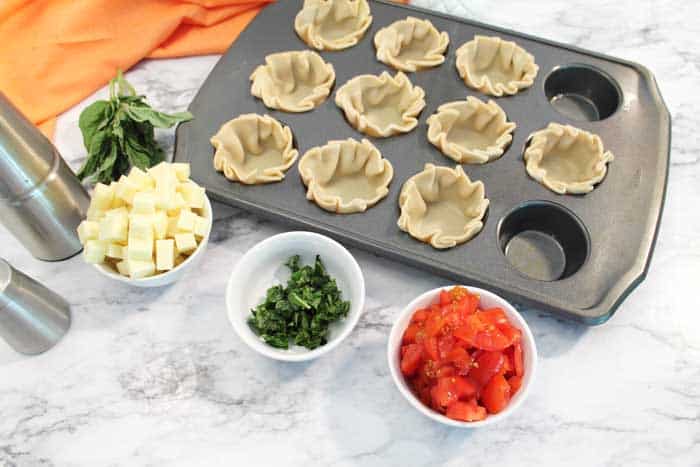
left=76, top=70, right=193, bottom=184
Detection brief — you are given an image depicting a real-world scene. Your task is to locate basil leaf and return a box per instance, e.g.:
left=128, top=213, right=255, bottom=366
left=76, top=69, right=194, bottom=184
left=125, top=105, right=193, bottom=128
left=78, top=100, right=111, bottom=149
left=94, top=142, right=119, bottom=184
left=124, top=134, right=152, bottom=169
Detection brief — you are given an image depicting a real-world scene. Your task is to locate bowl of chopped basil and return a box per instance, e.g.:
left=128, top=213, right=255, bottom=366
left=226, top=231, right=365, bottom=361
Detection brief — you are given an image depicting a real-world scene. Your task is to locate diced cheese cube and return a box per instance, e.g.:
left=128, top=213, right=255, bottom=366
left=116, top=260, right=130, bottom=276
left=128, top=167, right=155, bottom=190
left=153, top=211, right=168, bottom=240
left=178, top=181, right=205, bottom=209
left=166, top=216, right=179, bottom=238
left=176, top=209, right=197, bottom=232
left=174, top=233, right=197, bottom=254
left=129, top=214, right=154, bottom=241
left=106, top=243, right=125, bottom=259
left=155, top=239, right=175, bottom=271
left=105, top=206, right=129, bottom=220
left=172, top=163, right=190, bottom=182
left=86, top=205, right=105, bottom=222
left=165, top=192, right=186, bottom=216
left=149, top=162, right=177, bottom=183
left=110, top=196, right=126, bottom=208
left=114, top=175, right=139, bottom=205
left=154, top=185, right=176, bottom=210
left=99, top=213, right=128, bottom=243
left=132, top=191, right=156, bottom=215
left=127, top=238, right=153, bottom=261
left=77, top=220, right=99, bottom=244
left=91, top=183, right=114, bottom=210
left=128, top=260, right=155, bottom=279
left=83, top=240, right=107, bottom=264
left=193, top=215, right=209, bottom=238
left=109, top=181, right=126, bottom=208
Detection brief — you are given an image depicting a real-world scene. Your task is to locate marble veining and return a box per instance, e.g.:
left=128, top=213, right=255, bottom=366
left=1, top=1, right=699, bottom=466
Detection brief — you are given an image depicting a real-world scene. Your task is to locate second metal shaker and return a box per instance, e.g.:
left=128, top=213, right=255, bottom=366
left=0, top=258, right=71, bottom=355
left=0, top=92, right=90, bottom=261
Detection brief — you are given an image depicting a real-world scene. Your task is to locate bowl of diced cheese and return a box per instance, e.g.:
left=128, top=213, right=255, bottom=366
left=76, top=162, right=212, bottom=287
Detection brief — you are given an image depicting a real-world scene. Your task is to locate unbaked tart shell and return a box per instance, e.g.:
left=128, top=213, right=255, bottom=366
left=335, top=71, right=426, bottom=138
left=250, top=50, right=336, bottom=112
left=427, top=96, right=516, bottom=164
left=294, top=0, right=372, bottom=51
left=398, top=163, right=489, bottom=249
left=523, top=122, right=614, bottom=195
left=456, top=35, right=539, bottom=96
left=299, top=138, right=394, bottom=214
left=374, top=16, right=449, bottom=72
left=211, top=114, right=298, bottom=185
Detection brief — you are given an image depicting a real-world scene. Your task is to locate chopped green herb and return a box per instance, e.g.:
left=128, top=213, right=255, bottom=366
left=76, top=70, right=193, bottom=184
left=248, top=255, right=351, bottom=350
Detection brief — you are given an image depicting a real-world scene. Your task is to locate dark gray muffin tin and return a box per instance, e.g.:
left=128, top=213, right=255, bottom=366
left=174, top=0, right=671, bottom=324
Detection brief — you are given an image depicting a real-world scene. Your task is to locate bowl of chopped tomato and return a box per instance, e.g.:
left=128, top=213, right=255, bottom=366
left=388, top=286, right=537, bottom=427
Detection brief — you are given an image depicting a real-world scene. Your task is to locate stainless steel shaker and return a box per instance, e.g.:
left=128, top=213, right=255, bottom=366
left=0, top=92, right=90, bottom=261
left=0, top=258, right=71, bottom=354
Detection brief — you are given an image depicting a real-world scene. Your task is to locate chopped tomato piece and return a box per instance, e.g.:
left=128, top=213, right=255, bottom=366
left=470, top=351, right=505, bottom=387
left=411, top=308, right=430, bottom=323
left=447, top=346, right=473, bottom=375
left=436, top=365, right=455, bottom=378
left=421, top=359, right=438, bottom=379
left=513, top=341, right=524, bottom=377
left=481, top=374, right=511, bottom=414
left=448, top=286, right=470, bottom=302
left=441, top=310, right=460, bottom=329
left=438, top=335, right=455, bottom=361
left=402, top=323, right=422, bottom=344
left=453, top=316, right=480, bottom=346
left=425, top=313, right=444, bottom=337
left=446, top=400, right=487, bottom=422
left=454, top=376, right=477, bottom=399
left=424, top=336, right=440, bottom=362
left=431, top=376, right=459, bottom=408
left=454, top=294, right=478, bottom=318
left=414, top=328, right=427, bottom=345
left=500, top=351, right=514, bottom=376
left=480, top=307, right=509, bottom=325
left=473, top=326, right=513, bottom=351
left=439, top=289, right=452, bottom=306
left=508, top=375, right=523, bottom=394
left=400, top=344, right=423, bottom=377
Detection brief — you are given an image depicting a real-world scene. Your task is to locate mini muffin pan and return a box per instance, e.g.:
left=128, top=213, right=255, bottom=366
left=174, top=0, right=671, bottom=324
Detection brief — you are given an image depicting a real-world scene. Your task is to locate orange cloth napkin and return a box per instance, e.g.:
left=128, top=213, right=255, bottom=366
left=0, top=0, right=409, bottom=139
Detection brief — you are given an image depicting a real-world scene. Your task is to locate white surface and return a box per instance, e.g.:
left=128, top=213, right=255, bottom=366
left=387, top=286, right=537, bottom=428
left=94, top=195, right=213, bottom=288
left=0, top=1, right=699, bottom=466
left=226, top=231, right=365, bottom=362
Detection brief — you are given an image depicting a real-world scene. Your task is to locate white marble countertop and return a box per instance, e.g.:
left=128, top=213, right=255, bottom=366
left=1, top=1, right=698, bottom=466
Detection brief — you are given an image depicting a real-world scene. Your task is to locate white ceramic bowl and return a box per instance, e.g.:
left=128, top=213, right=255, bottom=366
left=226, top=231, right=365, bottom=362
left=93, top=194, right=213, bottom=287
left=388, top=286, right=537, bottom=428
